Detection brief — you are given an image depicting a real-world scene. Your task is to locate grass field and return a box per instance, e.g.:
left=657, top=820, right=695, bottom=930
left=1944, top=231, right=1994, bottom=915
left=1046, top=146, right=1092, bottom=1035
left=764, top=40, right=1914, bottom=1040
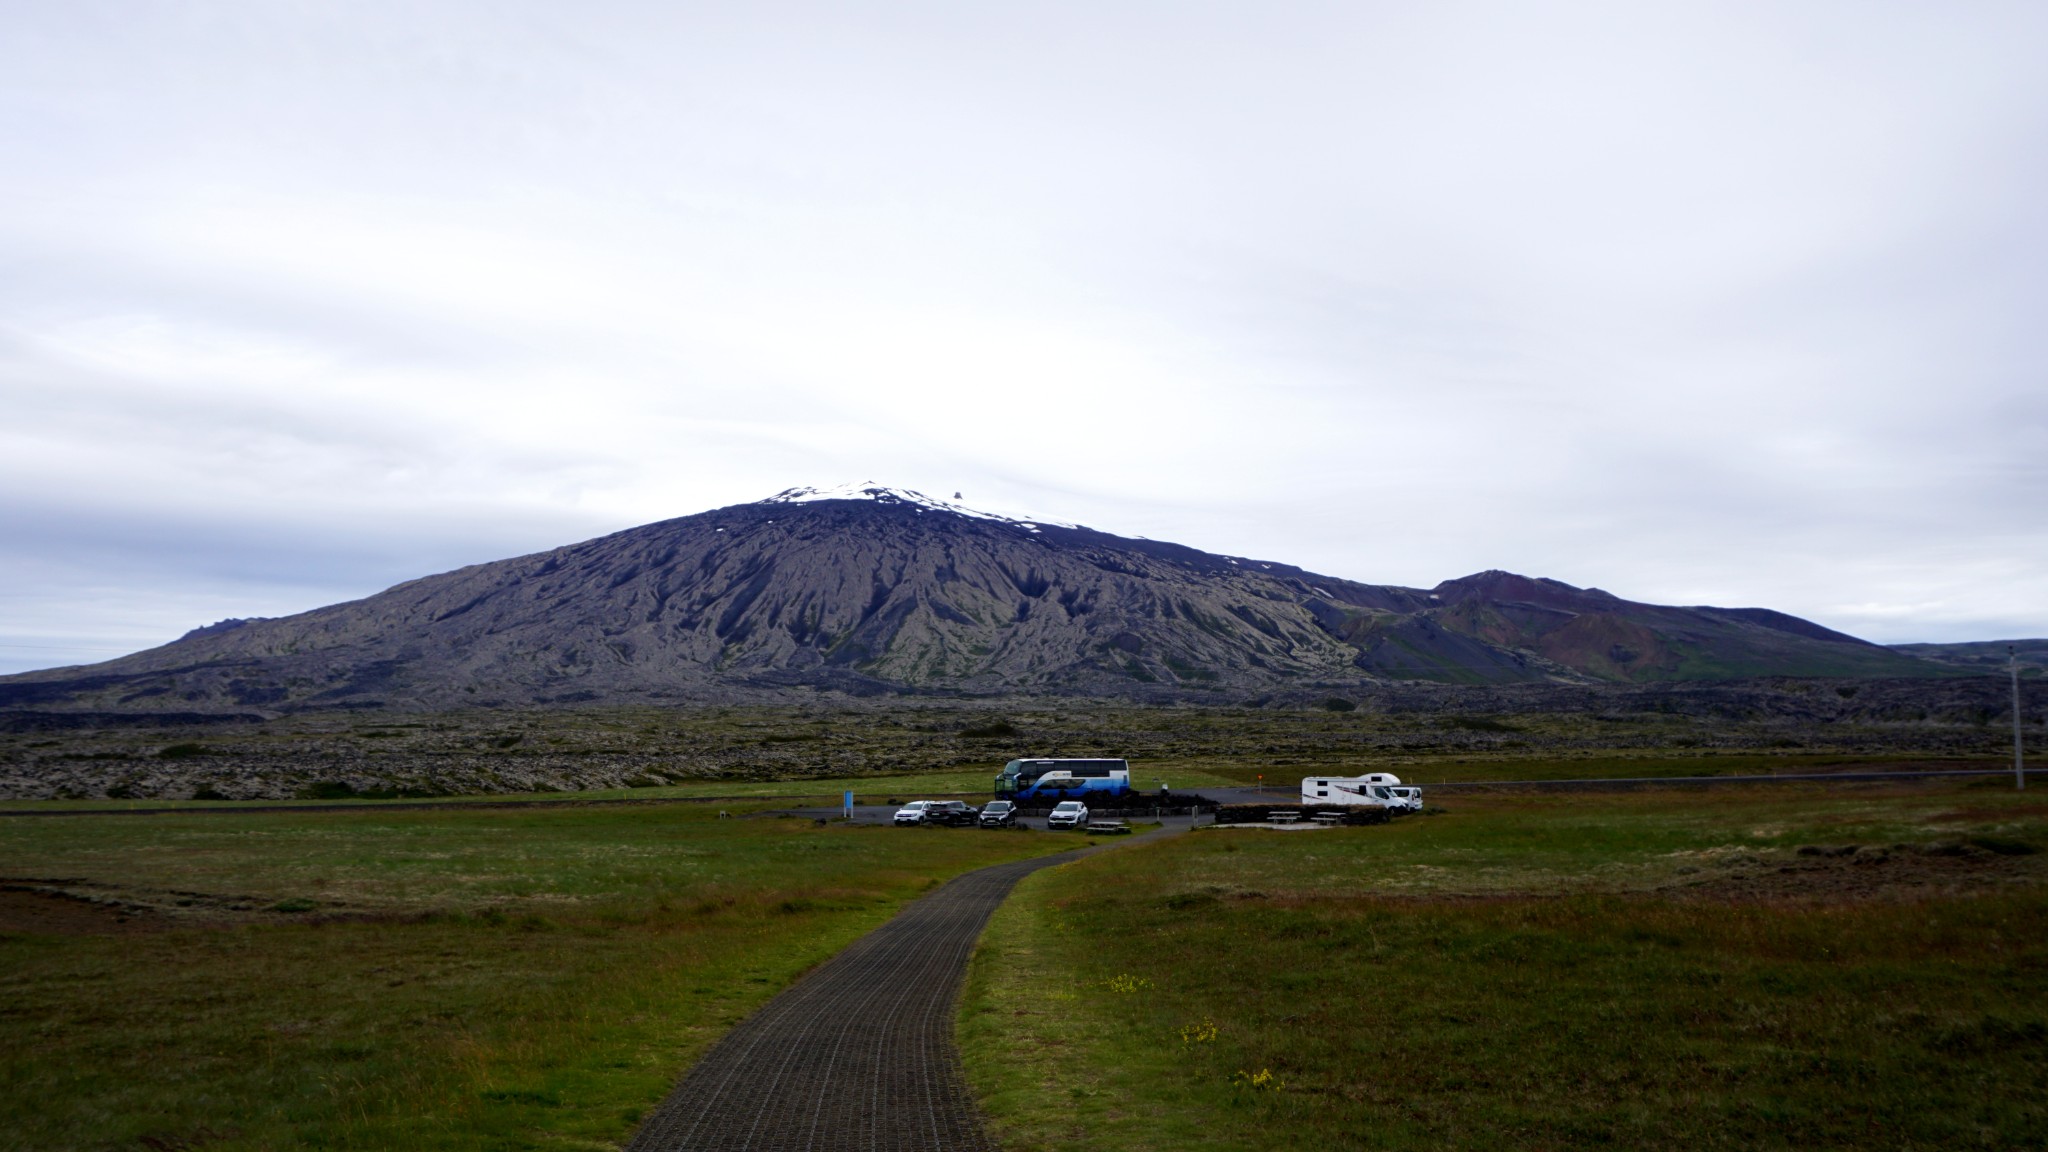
left=961, top=781, right=2048, bottom=1150
left=4, top=716, right=2038, bottom=1150
left=0, top=803, right=1067, bottom=1151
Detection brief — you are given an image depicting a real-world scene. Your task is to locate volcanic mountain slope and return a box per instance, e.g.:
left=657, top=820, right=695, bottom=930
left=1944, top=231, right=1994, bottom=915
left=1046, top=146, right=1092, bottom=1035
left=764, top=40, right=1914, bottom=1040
left=0, top=485, right=1946, bottom=712
left=1419, top=570, right=1934, bottom=681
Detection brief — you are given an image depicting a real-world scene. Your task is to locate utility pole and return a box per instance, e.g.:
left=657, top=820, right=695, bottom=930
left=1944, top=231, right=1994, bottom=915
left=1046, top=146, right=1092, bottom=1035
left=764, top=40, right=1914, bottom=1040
left=2015, top=646, right=2027, bottom=790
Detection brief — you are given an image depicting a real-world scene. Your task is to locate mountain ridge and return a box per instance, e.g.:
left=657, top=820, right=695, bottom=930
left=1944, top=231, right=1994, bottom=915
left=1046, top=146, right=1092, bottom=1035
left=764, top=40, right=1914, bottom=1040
left=0, top=484, right=1956, bottom=713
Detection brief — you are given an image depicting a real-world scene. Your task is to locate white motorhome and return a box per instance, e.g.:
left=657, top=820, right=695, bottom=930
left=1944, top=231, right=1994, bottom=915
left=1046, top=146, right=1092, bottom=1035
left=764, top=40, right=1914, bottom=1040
left=1302, top=773, right=1422, bottom=812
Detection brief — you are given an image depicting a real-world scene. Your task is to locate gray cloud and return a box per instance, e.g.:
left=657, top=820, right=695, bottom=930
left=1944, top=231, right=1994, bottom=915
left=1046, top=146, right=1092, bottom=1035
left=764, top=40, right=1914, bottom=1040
left=3, top=1, right=2046, bottom=672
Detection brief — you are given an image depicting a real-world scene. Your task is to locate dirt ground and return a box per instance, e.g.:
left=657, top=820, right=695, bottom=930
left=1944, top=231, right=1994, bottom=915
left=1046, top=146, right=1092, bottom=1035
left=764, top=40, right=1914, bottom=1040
left=0, top=886, right=158, bottom=935
left=0, top=876, right=329, bottom=934
left=1657, top=838, right=2044, bottom=902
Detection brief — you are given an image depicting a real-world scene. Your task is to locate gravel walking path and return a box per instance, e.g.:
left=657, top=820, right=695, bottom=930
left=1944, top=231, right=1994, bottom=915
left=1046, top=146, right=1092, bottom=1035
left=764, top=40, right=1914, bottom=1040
left=624, top=837, right=1148, bottom=1151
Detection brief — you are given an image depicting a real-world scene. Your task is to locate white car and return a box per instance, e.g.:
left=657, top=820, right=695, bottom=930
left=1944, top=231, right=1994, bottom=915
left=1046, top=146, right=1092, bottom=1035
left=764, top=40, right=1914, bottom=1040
left=1046, top=800, right=1090, bottom=830
left=893, top=801, right=933, bottom=825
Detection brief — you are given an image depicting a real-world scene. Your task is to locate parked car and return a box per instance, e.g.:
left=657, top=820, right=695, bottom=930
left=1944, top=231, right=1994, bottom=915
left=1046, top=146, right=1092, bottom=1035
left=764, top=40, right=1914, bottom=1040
left=978, top=800, right=1018, bottom=828
left=1046, top=800, right=1090, bottom=830
left=895, top=800, right=979, bottom=826
left=925, top=800, right=980, bottom=826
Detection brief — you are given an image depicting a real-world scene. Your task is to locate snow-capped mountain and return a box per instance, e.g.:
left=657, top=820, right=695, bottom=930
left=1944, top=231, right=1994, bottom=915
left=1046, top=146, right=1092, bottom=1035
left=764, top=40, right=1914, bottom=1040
left=759, top=483, right=1077, bottom=532
left=0, top=485, right=1940, bottom=712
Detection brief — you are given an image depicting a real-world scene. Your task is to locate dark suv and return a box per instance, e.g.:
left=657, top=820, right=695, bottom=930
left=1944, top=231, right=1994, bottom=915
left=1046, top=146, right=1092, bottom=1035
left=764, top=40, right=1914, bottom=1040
left=977, top=800, right=1018, bottom=828
left=923, top=800, right=980, bottom=827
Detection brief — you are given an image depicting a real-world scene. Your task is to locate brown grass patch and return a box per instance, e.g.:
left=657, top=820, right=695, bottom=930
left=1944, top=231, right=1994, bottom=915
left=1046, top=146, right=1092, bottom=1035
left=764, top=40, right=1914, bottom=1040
left=1657, top=839, right=2043, bottom=903
left=0, top=886, right=159, bottom=934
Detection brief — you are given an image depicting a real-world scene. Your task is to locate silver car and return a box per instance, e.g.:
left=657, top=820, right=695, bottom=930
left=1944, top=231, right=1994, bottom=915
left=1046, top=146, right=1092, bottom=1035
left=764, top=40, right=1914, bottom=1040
left=1046, top=800, right=1090, bottom=830
left=893, top=801, right=933, bottom=825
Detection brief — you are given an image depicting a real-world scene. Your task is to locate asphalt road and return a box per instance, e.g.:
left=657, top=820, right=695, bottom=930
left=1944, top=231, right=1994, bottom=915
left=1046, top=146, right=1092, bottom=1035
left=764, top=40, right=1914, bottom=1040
left=623, top=828, right=1171, bottom=1152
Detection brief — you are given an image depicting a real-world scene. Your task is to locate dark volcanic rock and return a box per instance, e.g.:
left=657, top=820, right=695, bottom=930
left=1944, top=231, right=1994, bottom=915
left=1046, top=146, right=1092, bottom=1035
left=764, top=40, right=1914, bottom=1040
left=0, top=485, right=1951, bottom=713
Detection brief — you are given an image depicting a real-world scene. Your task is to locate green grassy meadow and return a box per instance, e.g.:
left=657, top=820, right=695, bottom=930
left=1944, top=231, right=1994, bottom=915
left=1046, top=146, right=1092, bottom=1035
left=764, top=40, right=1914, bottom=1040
left=0, top=803, right=1067, bottom=1151
left=3, top=699, right=2038, bottom=1151
left=961, top=782, right=2048, bottom=1150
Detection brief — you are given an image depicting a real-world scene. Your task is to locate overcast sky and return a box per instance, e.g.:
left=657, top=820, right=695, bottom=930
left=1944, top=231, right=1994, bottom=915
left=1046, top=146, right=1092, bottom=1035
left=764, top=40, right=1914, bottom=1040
left=3, top=1, right=2045, bottom=673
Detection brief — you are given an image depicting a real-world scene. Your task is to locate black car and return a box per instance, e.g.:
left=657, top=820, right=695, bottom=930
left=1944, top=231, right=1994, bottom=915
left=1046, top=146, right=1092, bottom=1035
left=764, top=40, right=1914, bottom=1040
left=923, top=800, right=981, bottom=827
left=977, top=800, right=1018, bottom=828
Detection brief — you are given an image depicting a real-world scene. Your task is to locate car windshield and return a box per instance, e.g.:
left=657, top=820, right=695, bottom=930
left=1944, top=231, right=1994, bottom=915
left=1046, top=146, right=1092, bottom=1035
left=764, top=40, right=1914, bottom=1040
left=986, top=803, right=1010, bottom=812
left=902, top=802, right=927, bottom=809
left=1053, top=802, right=1082, bottom=812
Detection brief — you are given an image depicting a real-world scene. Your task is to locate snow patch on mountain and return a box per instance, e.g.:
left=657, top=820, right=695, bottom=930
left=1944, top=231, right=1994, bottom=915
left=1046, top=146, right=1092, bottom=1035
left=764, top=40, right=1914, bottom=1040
left=759, top=483, right=1079, bottom=531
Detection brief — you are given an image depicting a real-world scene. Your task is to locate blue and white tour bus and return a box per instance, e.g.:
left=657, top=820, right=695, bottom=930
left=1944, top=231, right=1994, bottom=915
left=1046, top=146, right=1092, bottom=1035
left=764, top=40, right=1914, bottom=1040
left=994, top=758, right=1132, bottom=800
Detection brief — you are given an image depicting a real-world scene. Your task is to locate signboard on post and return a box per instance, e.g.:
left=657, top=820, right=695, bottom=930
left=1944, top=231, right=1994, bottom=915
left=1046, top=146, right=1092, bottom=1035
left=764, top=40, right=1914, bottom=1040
left=844, top=790, right=854, bottom=819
